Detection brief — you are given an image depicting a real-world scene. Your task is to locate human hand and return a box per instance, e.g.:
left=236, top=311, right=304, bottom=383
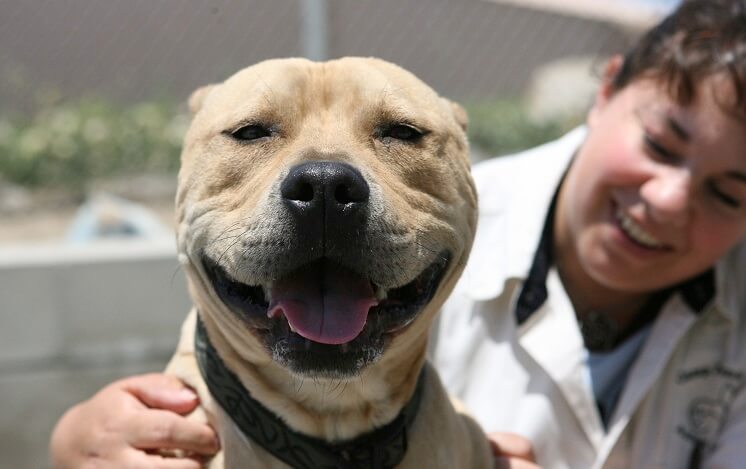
left=50, top=373, right=220, bottom=468
left=488, top=431, right=541, bottom=469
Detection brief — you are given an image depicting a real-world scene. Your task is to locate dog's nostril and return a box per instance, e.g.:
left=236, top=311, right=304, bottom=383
left=334, top=184, right=355, bottom=204
left=282, top=178, right=315, bottom=203
left=295, top=182, right=314, bottom=202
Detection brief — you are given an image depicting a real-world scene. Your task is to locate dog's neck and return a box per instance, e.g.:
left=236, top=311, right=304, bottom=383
left=195, top=316, right=426, bottom=468
left=198, top=309, right=429, bottom=441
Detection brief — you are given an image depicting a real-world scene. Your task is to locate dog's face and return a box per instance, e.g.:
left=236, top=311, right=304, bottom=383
left=177, top=57, right=476, bottom=379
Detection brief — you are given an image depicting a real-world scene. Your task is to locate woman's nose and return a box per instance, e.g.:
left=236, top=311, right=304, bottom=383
left=640, top=168, right=692, bottom=227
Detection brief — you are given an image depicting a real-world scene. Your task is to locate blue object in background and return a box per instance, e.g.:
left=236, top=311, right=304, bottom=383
left=66, top=193, right=172, bottom=243
left=618, top=0, right=681, bottom=14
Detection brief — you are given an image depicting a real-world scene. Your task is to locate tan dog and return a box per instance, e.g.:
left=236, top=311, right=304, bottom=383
left=166, top=57, right=491, bottom=468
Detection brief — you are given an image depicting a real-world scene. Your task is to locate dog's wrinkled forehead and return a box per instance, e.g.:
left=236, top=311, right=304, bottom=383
left=187, top=57, right=461, bottom=140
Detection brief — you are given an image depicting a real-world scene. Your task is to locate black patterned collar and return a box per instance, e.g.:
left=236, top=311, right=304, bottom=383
left=195, top=317, right=425, bottom=469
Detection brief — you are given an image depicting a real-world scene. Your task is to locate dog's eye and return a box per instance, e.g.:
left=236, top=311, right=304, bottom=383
left=380, top=123, right=424, bottom=142
left=229, top=124, right=272, bottom=141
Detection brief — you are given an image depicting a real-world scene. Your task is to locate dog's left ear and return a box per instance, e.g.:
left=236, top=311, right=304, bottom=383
left=444, top=98, right=468, bottom=132
left=188, top=84, right=217, bottom=115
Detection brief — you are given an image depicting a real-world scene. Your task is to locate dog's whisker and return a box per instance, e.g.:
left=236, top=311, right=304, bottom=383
left=212, top=233, right=244, bottom=245
left=213, top=220, right=244, bottom=240
left=215, top=227, right=245, bottom=238
left=414, top=240, right=450, bottom=265
left=331, top=381, right=347, bottom=400
left=340, top=381, right=350, bottom=399
left=413, top=239, right=438, bottom=255
left=414, top=232, right=467, bottom=269
left=210, top=219, right=254, bottom=246
left=170, top=263, right=183, bottom=290
left=294, top=377, right=305, bottom=395
left=216, top=234, right=245, bottom=268
left=208, top=219, right=253, bottom=248
left=332, top=380, right=345, bottom=396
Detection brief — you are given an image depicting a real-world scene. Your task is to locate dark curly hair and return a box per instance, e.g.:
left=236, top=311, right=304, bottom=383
left=612, top=0, right=746, bottom=119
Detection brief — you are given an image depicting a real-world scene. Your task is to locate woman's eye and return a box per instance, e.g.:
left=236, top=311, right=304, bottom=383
left=229, top=124, right=272, bottom=141
left=708, top=182, right=742, bottom=209
left=644, top=135, right=679, bottom=162
left=380, top=123, right=424, bottom=142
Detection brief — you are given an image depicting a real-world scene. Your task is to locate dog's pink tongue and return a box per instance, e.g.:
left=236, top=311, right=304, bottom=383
left=268, top=262, right=378, bottom=345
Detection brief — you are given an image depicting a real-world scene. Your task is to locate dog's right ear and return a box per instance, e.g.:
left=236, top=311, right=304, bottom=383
left=444, top=98, right=468, bottom=132
left=188, top=84, right=217, bottom=115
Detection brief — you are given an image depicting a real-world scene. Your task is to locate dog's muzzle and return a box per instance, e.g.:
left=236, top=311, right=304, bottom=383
left=200, top=161, right=450, bottom=377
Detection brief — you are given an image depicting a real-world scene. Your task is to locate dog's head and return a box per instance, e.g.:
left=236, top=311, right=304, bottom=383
left=177, top=57, right=476, bottom=380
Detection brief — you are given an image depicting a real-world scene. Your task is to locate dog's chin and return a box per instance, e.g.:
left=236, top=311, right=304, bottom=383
left=201, top=253, right=450, bottom=379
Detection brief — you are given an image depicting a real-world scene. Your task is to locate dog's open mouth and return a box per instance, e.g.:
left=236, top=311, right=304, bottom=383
left=202, top=253, right=449, bottom=376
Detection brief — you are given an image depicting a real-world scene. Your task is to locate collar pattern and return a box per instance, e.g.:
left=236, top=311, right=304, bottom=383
left=194, top=317, right=426, bottom=469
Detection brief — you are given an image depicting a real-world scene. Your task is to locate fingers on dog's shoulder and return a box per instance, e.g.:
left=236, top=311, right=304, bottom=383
left=116, top=373, right=198, bottom=410
left=488, top=432, right=536, bottom=461
left=123, top=449, right=205, bottom=469
left=130, top=409, right=220, bottom=456
left=117, top=373, right=186, bottom=390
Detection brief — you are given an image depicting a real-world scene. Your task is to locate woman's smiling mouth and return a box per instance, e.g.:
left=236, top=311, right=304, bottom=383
left=614, top=207, right=670, bottom=250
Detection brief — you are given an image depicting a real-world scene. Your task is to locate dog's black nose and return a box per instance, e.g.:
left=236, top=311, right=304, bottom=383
left=281, top=161, right=370, bottom=217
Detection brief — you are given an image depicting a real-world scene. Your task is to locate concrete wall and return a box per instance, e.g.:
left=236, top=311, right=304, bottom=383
left=0, top=240, right=191, bottom=468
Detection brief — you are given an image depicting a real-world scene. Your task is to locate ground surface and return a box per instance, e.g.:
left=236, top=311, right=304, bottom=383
left=0, top=174, right=178, bottom=244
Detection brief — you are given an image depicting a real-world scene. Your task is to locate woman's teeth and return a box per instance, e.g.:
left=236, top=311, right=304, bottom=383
left=616, top=209, right=664, bottom=249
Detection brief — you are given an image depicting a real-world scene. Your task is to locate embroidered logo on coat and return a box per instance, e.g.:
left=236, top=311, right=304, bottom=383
left=676, top=365, right=745, bottom=448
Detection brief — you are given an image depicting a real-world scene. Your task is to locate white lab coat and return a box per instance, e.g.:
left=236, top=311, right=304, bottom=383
left=430, top=128, right=746, bottom=468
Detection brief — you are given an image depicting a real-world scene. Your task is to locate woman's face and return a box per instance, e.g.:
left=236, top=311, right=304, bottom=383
left=556, top=64, right=746, bottom=294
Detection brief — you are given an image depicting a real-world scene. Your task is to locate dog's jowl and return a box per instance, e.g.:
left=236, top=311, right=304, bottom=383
left=166, top=57, right=492, bottom=468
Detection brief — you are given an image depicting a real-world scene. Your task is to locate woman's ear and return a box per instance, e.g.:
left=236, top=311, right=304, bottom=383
left=188, top=84, right=217, bottom=115
left=588, top=55, right=624, bottom=127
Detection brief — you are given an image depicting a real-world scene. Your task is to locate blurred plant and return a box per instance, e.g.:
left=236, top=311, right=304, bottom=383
left=0, top=98, right=189, bottom=193
left=464, top=99, right=581, bottom=157
left=0, top=96, right=579, bottom=193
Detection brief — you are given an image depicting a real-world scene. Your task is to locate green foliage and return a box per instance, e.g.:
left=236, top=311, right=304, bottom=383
left=464, top=99, right=580, bottom=157
left=0, top=96, right=579, bottom=192
left=0, top=98, right=188, bottom=192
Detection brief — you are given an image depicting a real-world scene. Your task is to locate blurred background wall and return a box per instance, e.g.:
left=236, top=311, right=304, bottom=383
left=0, top=0, right=675, bottom=466
left=1, top=0, right=649, bottom=110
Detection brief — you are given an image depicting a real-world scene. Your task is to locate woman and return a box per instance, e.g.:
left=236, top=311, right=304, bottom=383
left=51, top=0, right=746, bottom=467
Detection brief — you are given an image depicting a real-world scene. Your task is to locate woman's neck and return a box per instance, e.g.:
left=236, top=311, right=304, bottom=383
left=551, top=196, right=651, bottom=331
left=554, top=248, right=650, bottom=330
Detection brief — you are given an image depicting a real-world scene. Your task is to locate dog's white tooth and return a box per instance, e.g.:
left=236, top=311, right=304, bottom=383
left=289, top=323, right=296, bottom=333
